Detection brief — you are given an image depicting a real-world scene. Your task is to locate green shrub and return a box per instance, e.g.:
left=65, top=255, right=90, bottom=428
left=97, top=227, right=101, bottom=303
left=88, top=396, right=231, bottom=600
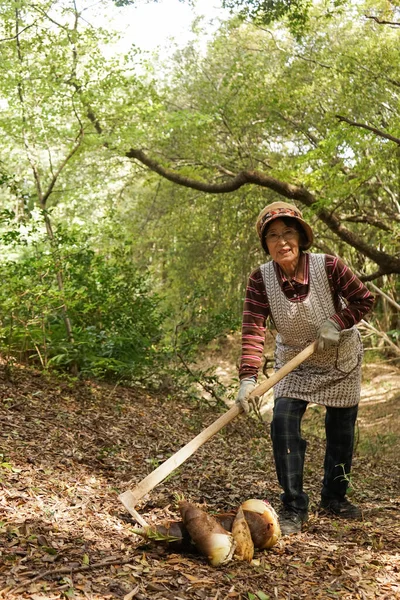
left=0, top=214, right=164, bottom=380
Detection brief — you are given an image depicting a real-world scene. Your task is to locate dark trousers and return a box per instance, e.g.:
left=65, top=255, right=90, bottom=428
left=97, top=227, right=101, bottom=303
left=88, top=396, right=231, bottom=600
left=270, top=397, right=358, bottom=512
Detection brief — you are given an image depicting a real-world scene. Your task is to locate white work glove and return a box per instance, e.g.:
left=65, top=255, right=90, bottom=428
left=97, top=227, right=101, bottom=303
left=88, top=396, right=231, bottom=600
left=235, top=377, right=259, bottom=415
left=316, top=319, right=341, bottom=351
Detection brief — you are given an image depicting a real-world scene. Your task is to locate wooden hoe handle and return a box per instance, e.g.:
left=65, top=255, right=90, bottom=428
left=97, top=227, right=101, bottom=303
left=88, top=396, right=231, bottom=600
left=119, top=341, right=317, bottom=517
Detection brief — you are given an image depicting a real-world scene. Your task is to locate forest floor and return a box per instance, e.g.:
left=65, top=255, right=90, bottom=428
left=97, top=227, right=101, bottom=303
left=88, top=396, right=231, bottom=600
left=0, top=351, right=399, bottom=600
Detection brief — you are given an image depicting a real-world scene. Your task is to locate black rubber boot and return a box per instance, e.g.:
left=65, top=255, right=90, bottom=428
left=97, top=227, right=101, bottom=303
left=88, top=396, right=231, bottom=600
left=278, top=506, right=308, bottom=535
left=319, top=497, right=362, bottom=519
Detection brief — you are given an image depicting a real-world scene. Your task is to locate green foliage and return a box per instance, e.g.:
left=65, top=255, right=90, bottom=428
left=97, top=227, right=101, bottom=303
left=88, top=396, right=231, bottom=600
left=0, top=0, right=398, bottom=388
left=156, top=287, right=240, bottom=402
left=0, top=212, right=164, bottom=380
left=112, top=0, right=191, bottom=5
left=171, top=288, right=241, bottom=360
left=0, top=452, right=14, bottom=472
left=247, top=591, right=270, bottom=600
left=222, top=0, right=312, bottom=36
left=136, top=0, right=399, bottom=320
left=358, top=432, right=398, bottom=460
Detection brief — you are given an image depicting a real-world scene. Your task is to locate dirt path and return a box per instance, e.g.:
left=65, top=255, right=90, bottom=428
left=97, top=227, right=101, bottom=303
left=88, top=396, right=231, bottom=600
left=0, top=359, right=399, bottom=599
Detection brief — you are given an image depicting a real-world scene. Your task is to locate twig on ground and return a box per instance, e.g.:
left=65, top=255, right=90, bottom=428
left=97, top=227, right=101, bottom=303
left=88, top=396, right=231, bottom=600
left=9, top=555, right=138, bottom=595
left=176, top=351, right=226, bottom=406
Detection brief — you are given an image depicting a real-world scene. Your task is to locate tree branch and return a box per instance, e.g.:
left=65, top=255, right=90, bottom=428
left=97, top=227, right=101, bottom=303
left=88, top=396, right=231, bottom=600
left=10, top=555, right=139, bottom=594
left=336, top=115, right=400, bottom=145
left=341, top=214, right=392, bottom=232
left=126, top=148, right=400, bottom=275
left=365, top=280, right=400, bottom=311
left=176, top=352, right=226, bottom=406
left=0, top=22, right=36, bottom=42
left=365, top=15, right=400, bottom=27
left=15, top=8, right=43, bottom=202
left=358, top=269, right=388, bottom=282
left=359, top=320, right=400, bottom=357
left=274, top=111, right=319, bottom=147
left=40, top=130, right=84, bottom=207
left=14, top=4, right=80, bottom=364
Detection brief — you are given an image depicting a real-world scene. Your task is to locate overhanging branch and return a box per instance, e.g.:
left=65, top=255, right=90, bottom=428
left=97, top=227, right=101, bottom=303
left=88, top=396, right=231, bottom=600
left=126, top=148, right=400, bottom=276
left=125, top=149, right=302, bottom=195
left=336, top=115, right=400, bottom=145
left=365, top=15, right=400, bottom=27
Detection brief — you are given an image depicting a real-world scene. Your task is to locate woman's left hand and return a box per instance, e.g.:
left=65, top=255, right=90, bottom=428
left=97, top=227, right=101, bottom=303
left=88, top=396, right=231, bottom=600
left=316, top=319, right=341, bottom=351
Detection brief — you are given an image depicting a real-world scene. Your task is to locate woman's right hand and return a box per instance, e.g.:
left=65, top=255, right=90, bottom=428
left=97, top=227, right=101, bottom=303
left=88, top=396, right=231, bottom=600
left=235, top=377, right=257, bottom=414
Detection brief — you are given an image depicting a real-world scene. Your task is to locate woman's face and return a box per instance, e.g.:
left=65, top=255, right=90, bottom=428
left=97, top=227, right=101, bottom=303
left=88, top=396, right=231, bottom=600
left=265, top=218, right=300, bottom=272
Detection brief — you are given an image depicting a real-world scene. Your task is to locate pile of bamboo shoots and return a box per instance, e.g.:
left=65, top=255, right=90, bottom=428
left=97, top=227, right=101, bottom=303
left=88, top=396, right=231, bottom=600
left=133, top=499, right=281, bottom=566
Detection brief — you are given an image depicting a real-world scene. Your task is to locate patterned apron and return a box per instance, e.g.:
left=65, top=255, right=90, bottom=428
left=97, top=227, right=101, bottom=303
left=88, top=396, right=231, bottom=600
left=260, top=254, right=363, bottom=407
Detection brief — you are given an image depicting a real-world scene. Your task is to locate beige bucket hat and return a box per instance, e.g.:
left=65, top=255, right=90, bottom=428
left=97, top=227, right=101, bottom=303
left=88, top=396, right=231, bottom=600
left=256, top=201, right=313, bottom=254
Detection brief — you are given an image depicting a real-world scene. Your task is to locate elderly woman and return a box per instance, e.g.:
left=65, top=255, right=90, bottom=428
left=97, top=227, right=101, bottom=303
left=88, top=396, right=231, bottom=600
left=236, top=201, right=374, bottom=535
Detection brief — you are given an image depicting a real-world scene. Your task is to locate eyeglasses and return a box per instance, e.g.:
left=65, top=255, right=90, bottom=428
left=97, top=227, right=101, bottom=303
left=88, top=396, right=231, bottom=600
left=265, top=228, right=299, bottom=244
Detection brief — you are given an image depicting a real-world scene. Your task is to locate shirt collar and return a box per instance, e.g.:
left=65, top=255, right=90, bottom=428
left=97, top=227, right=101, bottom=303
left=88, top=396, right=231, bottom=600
left=274, top=253, right=309, bottom=284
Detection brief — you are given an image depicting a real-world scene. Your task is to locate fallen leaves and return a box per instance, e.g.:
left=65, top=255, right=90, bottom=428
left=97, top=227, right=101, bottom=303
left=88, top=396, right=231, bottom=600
left=0, top=363, right=399, bottom=599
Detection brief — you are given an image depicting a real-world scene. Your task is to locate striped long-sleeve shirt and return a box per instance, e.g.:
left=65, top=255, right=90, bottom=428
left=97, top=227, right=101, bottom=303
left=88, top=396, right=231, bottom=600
left=239, top=253, right=374, bottom=380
